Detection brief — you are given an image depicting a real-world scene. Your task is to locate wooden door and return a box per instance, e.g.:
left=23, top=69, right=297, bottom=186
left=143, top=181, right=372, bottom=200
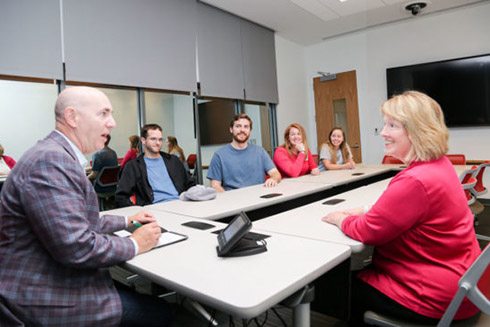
left=313, top=70, right=362, bottom=162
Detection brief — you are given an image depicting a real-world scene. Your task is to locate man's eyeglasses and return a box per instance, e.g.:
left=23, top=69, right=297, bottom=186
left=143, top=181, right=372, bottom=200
left=148, top=138, right=163, bottom=143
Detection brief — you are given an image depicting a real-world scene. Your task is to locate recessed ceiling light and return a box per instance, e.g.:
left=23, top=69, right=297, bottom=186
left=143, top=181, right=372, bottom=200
left=339, top=0, right=348, bottom=2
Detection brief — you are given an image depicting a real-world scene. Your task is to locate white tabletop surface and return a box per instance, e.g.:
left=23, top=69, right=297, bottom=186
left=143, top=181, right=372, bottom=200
left=453, top=165, right=473, bottom=177
left=289, top=163, right=396, bottom=186
left=144, top=179, right=332, bottom=220
left=102, top=207, right=351, bottom=319
left=253, top=178, right=392, bottom=253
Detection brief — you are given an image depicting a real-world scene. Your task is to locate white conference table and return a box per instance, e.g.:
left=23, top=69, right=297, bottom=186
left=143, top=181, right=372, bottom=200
left=252, top=163, right=474, bottom=253
left=145, top=179, right=332, bottom=221
left=253, top=178, right=392, bottom=253
left=453, top=165, right=473, bottom=177
left=144, top=164, right=402, bottom=221
left=102, top=206, right=351, bottom=325
left=289, top=163, right=398, bottom=186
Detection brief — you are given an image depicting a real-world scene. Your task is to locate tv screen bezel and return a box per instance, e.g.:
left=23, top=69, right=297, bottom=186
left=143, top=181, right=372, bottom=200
left=386, top=53, right=490, bottom=128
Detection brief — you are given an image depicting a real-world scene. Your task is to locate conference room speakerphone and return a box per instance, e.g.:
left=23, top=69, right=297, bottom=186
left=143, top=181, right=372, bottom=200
left=216, top=211, right=267, bottom=257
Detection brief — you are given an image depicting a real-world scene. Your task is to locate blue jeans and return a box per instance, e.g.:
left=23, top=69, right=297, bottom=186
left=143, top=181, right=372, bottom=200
left=117, top=287, right=175, bottom=327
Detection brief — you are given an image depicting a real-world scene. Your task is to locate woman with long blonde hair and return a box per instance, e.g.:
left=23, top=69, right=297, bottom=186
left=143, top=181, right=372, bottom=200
left=273, top=123, right=319, bottom=177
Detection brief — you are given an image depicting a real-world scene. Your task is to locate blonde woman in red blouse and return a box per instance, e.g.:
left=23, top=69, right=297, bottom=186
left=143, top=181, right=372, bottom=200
left=273, top=123, right=319, bottom=178
left=323, top=91, right=480, bottom=325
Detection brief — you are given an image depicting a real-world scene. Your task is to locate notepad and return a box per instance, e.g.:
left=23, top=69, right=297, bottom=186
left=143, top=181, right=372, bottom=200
left=114, top=227, right=188, bottom=249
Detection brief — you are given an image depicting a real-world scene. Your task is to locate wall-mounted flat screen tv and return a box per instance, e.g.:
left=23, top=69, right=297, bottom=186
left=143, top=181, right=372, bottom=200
left=198, top=99, right=235, bottom=145
left=387, top=54, right=490, bottom=127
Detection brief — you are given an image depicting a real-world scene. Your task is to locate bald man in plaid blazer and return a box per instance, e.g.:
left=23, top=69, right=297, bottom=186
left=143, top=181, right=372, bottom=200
left=0, top=87, right=172, bottom=326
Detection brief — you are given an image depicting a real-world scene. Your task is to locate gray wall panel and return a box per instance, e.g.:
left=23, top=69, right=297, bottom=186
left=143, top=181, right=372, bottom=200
left=197, top=2, right=244, bottom=99
left=241, top=20, right=279, bottom=104
left=63, top=0, right=197, bottom=92
left=0, top=0, right=63, bottom=79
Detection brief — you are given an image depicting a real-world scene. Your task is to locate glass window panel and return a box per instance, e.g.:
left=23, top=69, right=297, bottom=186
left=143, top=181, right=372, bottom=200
left=198, top=98, right=236, bottom=186
left=96, top=87, right=139, bottom=162
left=66, top=85, right=139, bottom=162
left=244, top=103, right=272, bottom=157
left=144, top=91, right=196, bottom=166
left=333, top=98, right=348, bottom=140
left=198, top=99, right=236, bottom=146
left=0, top=80, right=58, bottom=161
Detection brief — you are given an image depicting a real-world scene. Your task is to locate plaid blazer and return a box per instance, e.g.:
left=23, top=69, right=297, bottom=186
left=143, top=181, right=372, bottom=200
left=0, top=131, right=135, bottom=326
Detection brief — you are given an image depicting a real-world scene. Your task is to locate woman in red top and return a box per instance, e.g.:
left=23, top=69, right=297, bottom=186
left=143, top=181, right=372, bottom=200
left=120, top=135, right=139, bottom=170
left=323, top=91, right=480, bottom=325
left=0, top=143, right=16, bottom=175
left=273, top=123, right=319, bottom=178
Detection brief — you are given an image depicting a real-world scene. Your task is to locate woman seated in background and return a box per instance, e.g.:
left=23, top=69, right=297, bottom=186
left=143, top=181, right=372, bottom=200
left=323, top=91, right=480, bottom=326
left=166, top=136, right=185, bottom=164
left=273, top=123, right=319, bottom=178
left=120, top=134, right=139, bottom=170
left=0, top=143, right=16, bottom=175
left=318, top=126, right=355, bottom=171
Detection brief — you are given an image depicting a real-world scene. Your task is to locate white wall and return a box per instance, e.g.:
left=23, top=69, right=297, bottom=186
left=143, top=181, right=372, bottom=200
left=101, top=88, right=139, bottom=161
left=274, top=36, right=309, bottom=145
left=305, top=2, right=490, bottom=163
left=173, top=95, right=197, bottom=159
left=0, top=80, right=57, bottom=161
left=275, top=2, right=490, bottom=197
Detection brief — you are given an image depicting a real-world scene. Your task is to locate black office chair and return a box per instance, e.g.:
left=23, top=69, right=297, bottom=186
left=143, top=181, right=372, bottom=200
left=94, top=165, right=120, bottom=211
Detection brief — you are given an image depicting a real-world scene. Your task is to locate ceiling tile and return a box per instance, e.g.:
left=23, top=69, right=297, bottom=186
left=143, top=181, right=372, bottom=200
left=317, top=0, right=386, bottom=16
left=290, top=0, right=339, bottom=21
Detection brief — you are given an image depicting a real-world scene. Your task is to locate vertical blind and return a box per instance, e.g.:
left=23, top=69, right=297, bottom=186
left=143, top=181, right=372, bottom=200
left=0, top=0, right=63, bottom=79
left=63, top=0, right=197, bottom=92
left=197, top=2, right=244, bottom=100
left=241, top=19, right=279, bottom=104
left=197, top=2, right=279, bottom=103
left=0, top=0, right=278, bottom=102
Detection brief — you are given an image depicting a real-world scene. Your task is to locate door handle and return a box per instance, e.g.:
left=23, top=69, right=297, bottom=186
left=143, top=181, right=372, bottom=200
left=350, top=142, right=360, bottom=148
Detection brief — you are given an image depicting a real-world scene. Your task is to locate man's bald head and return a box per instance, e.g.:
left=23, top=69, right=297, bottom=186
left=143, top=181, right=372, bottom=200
left=54, top=86, right=116, bottom=154
left=55, top=87, right=109, bottom=123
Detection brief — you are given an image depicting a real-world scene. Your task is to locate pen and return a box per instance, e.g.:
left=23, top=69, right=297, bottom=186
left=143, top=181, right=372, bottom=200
left=132, top=221, right=142, bottom=227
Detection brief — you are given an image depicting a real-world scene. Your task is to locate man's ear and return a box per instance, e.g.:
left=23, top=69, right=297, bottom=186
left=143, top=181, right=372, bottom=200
left=229, top=126, right=233, bottom=134
left=64, top=107, right=78, bottom=128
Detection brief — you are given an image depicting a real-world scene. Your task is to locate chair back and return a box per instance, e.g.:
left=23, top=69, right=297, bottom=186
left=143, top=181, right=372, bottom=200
left=472, top=161, right=490, bottom=196
left=364, top=245, right=490, bottom=326
left=95, top=165, right=120, bottom=188
left=437, top=244, right=490, bottom=326
left=460, top=166, right=479, bottom=205
left=187, top=154, right=197, bottom=169
left=446, top=154, right=466, bottom=165
left=382, top=155, right=403, bottom=164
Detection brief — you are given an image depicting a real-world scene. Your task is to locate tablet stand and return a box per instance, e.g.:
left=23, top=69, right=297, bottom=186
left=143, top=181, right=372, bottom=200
left=216, top=238, right=267, bottom=257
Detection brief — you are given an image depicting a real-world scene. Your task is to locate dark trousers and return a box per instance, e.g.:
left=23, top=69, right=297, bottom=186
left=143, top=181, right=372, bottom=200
left=350, top=275, right=440, bottom=326
left=116, top=283, right=175, bottom=327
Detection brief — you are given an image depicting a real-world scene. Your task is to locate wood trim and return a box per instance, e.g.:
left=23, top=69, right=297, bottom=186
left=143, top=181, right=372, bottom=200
left=66, top=80, right=138, bottom=91
left=0, top=74, right=55, bottom=84
left=467, top=160, right=489, bottom=165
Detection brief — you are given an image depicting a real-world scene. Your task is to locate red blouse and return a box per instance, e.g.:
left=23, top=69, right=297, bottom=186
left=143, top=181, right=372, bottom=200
left=342, top=157, right=480, bottom=319
left=120, top=149, right=138, bottom=169
left=273, top=147, right=317, bottom=178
